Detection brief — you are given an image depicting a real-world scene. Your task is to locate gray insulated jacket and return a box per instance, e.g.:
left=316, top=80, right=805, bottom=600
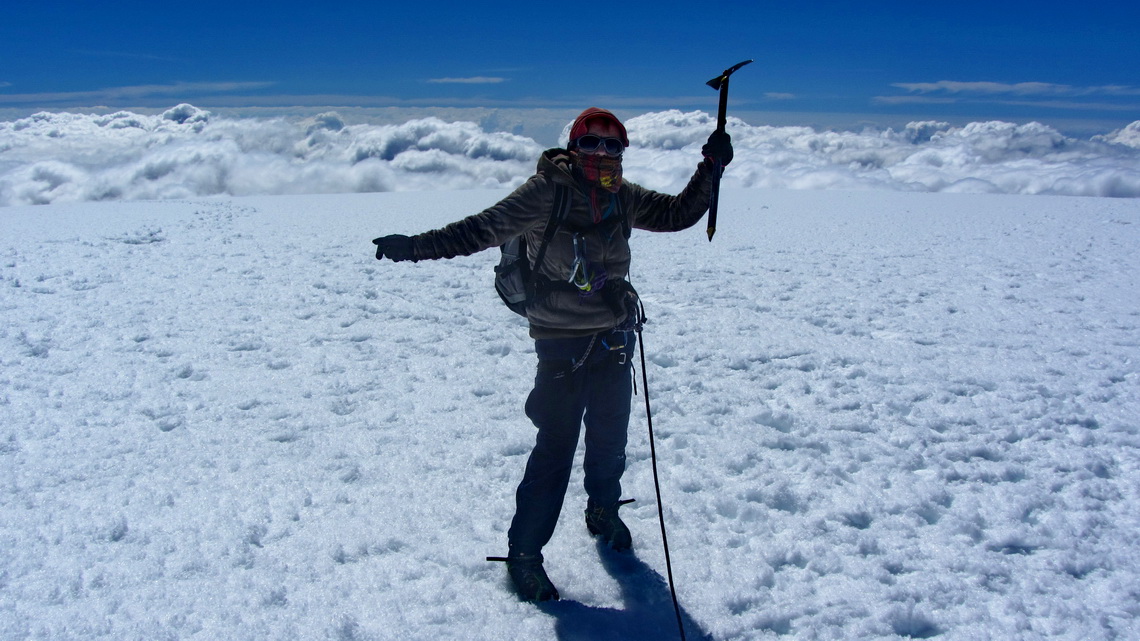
left=411, top=149, right=715, bottom=338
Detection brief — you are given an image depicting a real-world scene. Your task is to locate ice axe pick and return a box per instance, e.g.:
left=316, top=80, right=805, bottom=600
left=705, top=59, right=753, bottom=241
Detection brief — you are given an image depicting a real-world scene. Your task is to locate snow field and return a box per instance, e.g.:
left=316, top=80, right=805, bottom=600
left=1, top=188, right=1139, bottom=640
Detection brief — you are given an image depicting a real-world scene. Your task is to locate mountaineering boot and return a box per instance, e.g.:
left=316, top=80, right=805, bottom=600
left=585, top=499, right=632, bottom=551
left=506, top=551, right=560, bottom=602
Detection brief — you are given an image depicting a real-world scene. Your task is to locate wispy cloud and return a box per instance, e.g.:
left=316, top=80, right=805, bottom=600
left=994, top=99, right=1140, bottom=112
left=72, top=49, right=182, bottom=63
left=872, top=95, right=959, bottom=106
left=764, top=92, right=796, bottom=101
left=893, top=81, right=1071, bottom=96
left=425, top=77, right=507, bottom=85
left=889, top=81, right=1140, bottom=98
left=102, top=82, right=277, bottom=99
left=873, top=80, right=1140, bottom=112
left=0, top=81, right=277, bottom=105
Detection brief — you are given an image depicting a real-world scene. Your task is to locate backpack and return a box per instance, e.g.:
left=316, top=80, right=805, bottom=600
left=494, top=180, right=572, bottom=316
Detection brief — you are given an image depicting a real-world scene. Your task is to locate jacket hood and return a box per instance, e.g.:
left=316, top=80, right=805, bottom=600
left=537, top=148, right=577, bottom=186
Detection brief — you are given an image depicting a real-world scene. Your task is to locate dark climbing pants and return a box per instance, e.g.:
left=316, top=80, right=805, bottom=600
left=508, top=329, right=636, bottom=554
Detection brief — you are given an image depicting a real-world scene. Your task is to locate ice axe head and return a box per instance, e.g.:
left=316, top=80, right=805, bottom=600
left=707, top=59, right=754, bottom=91
left=703, top=59, right=752, bottom=242
left=706, top=59, right=753, bottom=133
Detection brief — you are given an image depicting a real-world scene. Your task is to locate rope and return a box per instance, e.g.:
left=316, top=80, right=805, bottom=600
left=635, top=304, right=687, bottom=641
left=568, top=333, right=598, bottom=374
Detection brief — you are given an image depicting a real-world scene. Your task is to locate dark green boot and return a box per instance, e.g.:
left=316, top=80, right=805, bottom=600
left=506, top=551, right=560, bottom=602
left=585, top=499, right=633, bottom=551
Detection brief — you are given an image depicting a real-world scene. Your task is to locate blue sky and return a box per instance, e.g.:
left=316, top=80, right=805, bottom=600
left=2, top=1, right=1137, bottom=132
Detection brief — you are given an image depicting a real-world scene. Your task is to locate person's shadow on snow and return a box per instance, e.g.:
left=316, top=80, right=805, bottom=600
left=537, top=542, right=713, bottom=641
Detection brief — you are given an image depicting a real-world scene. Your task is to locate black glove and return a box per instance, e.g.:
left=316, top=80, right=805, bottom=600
left=702, top=130, right=733, bottom=167
left=372, top=234, right=415, bottom=262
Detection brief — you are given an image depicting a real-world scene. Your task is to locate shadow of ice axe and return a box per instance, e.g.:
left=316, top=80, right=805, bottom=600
left=705, top=59, right=753, bottom=241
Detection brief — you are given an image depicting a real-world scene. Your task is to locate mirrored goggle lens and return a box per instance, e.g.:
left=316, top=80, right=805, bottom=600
left=575, top=135, right=624, bottom=155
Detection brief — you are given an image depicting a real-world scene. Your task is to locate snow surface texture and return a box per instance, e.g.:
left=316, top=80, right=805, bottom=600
left=2, top=106, right=1140, bottom=207
left=2, top=188, right=1138, bottom=640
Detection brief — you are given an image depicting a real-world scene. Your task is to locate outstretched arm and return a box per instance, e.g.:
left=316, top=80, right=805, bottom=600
left=372, top=173, right=552, bottom=262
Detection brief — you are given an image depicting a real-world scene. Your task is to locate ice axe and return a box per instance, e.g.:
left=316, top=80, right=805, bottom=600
left=705, top=59, right=753, bottom=241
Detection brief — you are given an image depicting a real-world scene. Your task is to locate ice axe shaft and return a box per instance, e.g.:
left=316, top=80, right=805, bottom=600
left=705, top=59, right=753, bottom=241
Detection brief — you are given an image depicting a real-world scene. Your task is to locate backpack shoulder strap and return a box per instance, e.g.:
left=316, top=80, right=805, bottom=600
left=616, top=191, right=631, bottom=239
left=530, top=179, right=571, bottom=277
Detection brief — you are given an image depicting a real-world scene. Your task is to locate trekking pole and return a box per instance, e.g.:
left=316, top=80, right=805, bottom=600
left=705, top=59, right=753, bottom=242
left=634, top=303, right=687, bottom=641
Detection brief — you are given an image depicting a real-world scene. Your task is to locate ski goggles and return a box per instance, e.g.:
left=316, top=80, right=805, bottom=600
left=573, top=134, right=625, bottom=156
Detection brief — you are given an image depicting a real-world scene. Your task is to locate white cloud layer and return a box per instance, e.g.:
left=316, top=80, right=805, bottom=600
left=2, top=105, right=1139, bottom=206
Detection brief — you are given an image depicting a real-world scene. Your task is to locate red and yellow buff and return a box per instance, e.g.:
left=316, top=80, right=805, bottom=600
left=573, top=152, right=623, bottom=193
